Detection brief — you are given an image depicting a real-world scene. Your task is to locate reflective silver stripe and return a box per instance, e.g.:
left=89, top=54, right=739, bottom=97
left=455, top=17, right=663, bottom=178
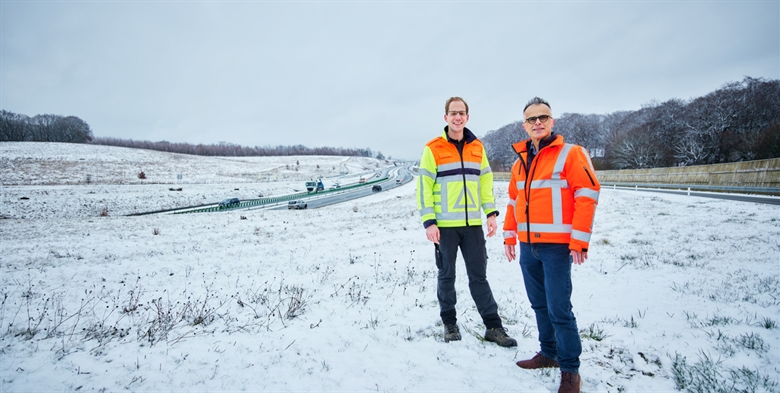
left=419, top=207, right=435, bottom=216
left=582, top=147, right=596, bottom=172
left=574, top=188, right=600, bottom=201
left=476, top=176, right=482, bottom=205
left=437, top=162, right=462, bottom=172
left=418, top=168, right=436, bottom=180
left=571, top=229, right=591, bottom=243
left=552, top=144, right=574, bottom=180
left=503, top=230, right=516, bottom=239
left=453, top=187, right=479, bottom=210
left=417, top=175, right=427, bottom=212
left=508, top=198, right=516, bottom=209
left=550, top=145, right=574, bottom=225
left=481, top=166, right=493, bottom=175
left=437, top=161, right=482, bottom=172
left=530, top=179, right=569, bottom=189
left=437, top=211, right=482, bottom=221
left=482, top=202, right=496, bottom=210
left=529, top=223, right=572, bottom=233
left=552, top=180, right=563, bottom=224
left=516, top=180, right=525, bottom=190
left=462, top=161, right=482, bottom=171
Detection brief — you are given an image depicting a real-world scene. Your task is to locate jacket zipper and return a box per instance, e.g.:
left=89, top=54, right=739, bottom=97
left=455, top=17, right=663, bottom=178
left=458, top=142, right=470, bottom=226
left=518, top=146, right=544, bottom=244
left=583, top=166, right=596, bottom=186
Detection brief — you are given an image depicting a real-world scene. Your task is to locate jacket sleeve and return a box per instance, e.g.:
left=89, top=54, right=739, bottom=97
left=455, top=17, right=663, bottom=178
left=566, top=146, right=600, bottom=252
left=502, top=160, right=519, bottom=245
left=416, top=145, right=438, bottom=228
left=479, top=146, right=498, bottom=218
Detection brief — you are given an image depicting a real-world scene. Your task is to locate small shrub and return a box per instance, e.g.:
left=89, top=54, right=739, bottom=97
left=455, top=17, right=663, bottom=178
left=670, top=351, right=778, bottom=392
left=580, top=322, right=609, bottom=341
left=100, top=206, right=109, bottom=217
left=735, top=332, right=768, bottom=353
left=153, top=228, right=160, bottom=235
left=352, top=205, right=359, bottom=213
left=758, top=316, right=777, bottom=329
left=622, top=316, right=639, bottom=328
left=138, top=171, right=146, bottom=179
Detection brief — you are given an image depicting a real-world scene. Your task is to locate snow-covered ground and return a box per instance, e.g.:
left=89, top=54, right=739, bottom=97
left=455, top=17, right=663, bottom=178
left=1, top=142, right=778, bottom=392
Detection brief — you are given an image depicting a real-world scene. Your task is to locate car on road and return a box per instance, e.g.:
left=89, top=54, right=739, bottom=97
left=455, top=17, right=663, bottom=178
left=288, top=199, right=308, bottom=210
left=219, top=198, right=240, bottom=208
left=372, top=185, right=382, bottom=192
left=396, top=178, right=402, bottom=184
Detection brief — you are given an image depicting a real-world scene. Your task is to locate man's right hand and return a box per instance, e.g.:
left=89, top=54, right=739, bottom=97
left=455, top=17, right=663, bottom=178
left=504, top=244, right=516, bottom=261
left=426, top=224, right=440, bottom=244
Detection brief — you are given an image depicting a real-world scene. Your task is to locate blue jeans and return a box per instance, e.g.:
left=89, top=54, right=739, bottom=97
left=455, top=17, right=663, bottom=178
left=437, top=226, right=502, bottom=329
left=519, top=242, right=581, bottom=373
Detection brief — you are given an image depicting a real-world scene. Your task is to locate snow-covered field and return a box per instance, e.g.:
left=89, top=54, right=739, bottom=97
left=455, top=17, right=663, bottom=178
left=1, top=142, right=778, bottom=392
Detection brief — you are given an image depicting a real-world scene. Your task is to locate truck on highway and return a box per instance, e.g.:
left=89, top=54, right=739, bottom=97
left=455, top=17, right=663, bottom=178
left=305, top=179, right=325, bottom=193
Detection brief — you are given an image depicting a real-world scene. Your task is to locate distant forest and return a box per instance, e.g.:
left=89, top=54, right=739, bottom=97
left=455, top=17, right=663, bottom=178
left=89, top=137, right=383, bottom=159
left=0, top=112, right=94, bottom=144
left=0, top=111, right=384, bottom=159
left=482, top=76, right=780, bottom=171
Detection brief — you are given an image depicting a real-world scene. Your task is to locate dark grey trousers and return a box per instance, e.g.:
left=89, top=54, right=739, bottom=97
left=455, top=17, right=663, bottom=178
left=436, top=226, right=502, bottom=329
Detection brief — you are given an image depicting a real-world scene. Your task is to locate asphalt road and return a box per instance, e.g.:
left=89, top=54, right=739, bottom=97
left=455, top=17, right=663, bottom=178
left=266, top=165, right=415, bottom=211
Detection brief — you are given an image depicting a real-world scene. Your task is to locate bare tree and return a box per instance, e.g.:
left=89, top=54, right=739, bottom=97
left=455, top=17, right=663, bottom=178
left=482, top=121, right=524, bottom=172
left=0, top=110, right=30, bottom=141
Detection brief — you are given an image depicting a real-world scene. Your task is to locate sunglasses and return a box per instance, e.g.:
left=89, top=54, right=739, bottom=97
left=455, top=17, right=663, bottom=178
left=525, top=115, right=552, bottom=124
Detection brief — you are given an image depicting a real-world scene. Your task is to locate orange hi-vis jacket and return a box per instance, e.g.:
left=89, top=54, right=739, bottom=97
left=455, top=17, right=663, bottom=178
left=503, top=134, right=600, bottom=252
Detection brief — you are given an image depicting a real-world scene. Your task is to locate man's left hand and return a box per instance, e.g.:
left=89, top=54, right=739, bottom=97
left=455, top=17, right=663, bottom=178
left=570, top=250, right=588, bottom=265
left=486, top=215, right=497, bottom=238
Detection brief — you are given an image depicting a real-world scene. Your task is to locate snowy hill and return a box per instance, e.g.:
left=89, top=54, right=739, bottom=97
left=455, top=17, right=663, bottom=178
left=1, top=142, right=389, bottom=218
left=0, top=142, right=778, bottom=392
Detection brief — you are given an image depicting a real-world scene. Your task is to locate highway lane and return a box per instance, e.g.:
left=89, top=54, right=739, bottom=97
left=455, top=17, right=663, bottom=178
left=261, top=166, right=414, bottom=211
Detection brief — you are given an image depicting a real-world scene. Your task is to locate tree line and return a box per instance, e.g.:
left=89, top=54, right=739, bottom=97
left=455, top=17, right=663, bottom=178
left=0, top=110, right=384, bottom=158
left=482, top=76, right=780, bottom=171
left=1, top=111, right=94, bottom=143
left=90, top=137, right=381, bottom=158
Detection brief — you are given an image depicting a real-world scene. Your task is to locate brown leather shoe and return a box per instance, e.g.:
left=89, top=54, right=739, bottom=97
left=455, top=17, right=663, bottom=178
left=515, top=352, right=559, bottom=369
left=558, top=371, right=581, bottom=393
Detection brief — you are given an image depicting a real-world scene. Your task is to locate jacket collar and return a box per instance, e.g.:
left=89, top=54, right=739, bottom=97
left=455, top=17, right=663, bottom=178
left=512, top=133, right=562, bottom=155
left=442, top=126, right=477, bottom=144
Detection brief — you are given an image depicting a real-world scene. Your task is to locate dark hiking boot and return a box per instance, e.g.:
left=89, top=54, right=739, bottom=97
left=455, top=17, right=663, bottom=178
left=443, top=324, right=461, bottom=342
left=516, top=352, right=560, bottom=369
left=558, top=371, right=581, bottom=393
left=484, top=327, right=517, bottom=347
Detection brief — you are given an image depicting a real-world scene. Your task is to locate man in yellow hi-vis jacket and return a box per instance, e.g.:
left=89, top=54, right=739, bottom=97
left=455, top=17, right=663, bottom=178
left=416, top=97, right=516, bottom=347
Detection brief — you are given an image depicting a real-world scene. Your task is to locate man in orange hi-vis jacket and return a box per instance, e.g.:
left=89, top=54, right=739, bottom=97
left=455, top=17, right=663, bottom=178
left=503, top=97, right=599, bottom=393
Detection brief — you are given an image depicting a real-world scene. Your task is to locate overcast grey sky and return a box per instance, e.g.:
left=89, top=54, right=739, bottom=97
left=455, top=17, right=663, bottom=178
left=2, top=1, right=778, bottom=160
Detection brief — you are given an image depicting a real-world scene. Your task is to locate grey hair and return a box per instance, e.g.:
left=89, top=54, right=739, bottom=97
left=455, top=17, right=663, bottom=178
left=523, top=97, right=551, bottom=113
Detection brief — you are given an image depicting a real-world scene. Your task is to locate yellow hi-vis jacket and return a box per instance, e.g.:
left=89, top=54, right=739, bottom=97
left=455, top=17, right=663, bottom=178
left=417, top=128, right=498, bottom=228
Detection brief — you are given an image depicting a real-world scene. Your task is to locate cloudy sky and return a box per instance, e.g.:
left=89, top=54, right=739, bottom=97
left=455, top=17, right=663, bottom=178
left=2, top=1, right=778, bottom=160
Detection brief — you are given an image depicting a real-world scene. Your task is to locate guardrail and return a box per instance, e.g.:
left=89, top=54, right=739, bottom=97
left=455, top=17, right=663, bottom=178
left=600, top=182, right=779, bottom=196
